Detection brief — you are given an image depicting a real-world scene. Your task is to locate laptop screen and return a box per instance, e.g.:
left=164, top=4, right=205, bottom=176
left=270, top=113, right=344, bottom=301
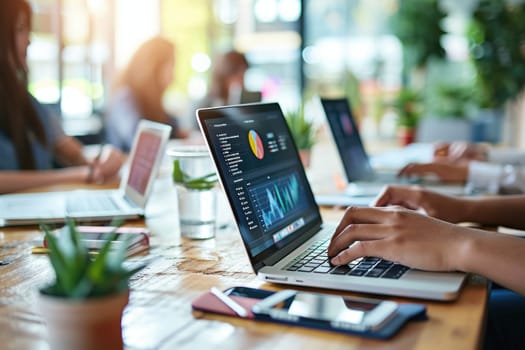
left=198, top=103, right=321, bottom=263
left=320, top=98, right=374, bottom=182
left=123, top=120, right=171, bottom=207
left=127, top=131, right=162, bottom=195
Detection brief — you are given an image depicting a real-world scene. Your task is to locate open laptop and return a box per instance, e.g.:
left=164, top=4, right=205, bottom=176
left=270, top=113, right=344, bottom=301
left=319, top=97, right=467, bottom=198
left=0, top=120, right=171, bottom=227
left=197, top=102, right=466, bottom=301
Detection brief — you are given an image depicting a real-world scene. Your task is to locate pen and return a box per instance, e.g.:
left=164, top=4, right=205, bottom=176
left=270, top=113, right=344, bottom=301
left=31, top=246, right=50, bottom=254
left=87, top=143, right=104, bottom=183
left=94, top=143, right=105, bottom=163
left=210, top=287, right=248, bottom=317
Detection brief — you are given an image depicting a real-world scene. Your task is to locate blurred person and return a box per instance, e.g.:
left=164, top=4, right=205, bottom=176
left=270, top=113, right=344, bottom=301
left=189, top=50, right=250, bottom=124
left=328, top=185, right=525, bottom=350
left=0, top=0, right=125, bottom=194
left=106, top=36, right=188, bottom=152
left=399, top=141, right=525, bottom=194
left=203, top=49, right=249, bottom=107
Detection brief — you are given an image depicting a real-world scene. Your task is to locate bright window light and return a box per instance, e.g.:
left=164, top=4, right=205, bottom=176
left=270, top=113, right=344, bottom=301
left=279, top=0, right=301, bottom=22
left=191, top=53, right=211, bottom=73
left=255, top=0, right=278, bottom=23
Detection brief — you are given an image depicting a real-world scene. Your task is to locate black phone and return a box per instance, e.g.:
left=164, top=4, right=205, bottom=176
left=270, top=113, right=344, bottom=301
left=223, top=286, right=273, bottom=300
left=251, top=289, right=398, bottom=332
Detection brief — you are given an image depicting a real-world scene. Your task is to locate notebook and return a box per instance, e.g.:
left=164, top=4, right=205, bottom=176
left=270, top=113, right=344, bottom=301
left=196, top=102, right=466, bottom=301
left=0, top=120, right=171, bottom=227
left=319, top=97, right=467, bottom=198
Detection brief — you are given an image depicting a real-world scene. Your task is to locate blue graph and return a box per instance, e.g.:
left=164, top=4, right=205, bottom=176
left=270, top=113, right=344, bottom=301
left=249, top=173, right=301, bottom=230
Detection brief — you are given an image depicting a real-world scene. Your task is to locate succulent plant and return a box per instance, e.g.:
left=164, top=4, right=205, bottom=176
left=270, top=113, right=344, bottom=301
left=40, top=220, right=145, bottom=299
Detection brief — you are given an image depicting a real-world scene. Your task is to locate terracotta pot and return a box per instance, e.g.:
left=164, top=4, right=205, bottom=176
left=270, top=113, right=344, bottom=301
left=299, top=150, right=311, bottom=168
left=397, top=127, right=416, bottom=146
left=38, top=290, right=129, bottom=350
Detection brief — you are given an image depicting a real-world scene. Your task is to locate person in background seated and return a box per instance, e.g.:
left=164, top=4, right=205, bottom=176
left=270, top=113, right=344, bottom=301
left=192, top=50, right=249, bottom=113
left=327, top=185, right=525, bottom=349
left=106, top=36, right=188, bottom=152
left=0, top=0, right=125, bottom=194
left=398, top=141, right=525, bottom=194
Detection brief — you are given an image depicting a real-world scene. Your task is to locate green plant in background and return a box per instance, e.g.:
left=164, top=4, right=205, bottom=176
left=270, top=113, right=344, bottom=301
left=467, top=0, right=525, bottom=109
left=429, top=83, right=479, bottom=119
left=173, top=160, right=218, bottom=190
left=390, top=0, right=447, bottom=80
left=386, top=88, right=423, bottom=128
left=285, top=106, right=317, bottom=151
left=40, top=220, right=145, bottom=299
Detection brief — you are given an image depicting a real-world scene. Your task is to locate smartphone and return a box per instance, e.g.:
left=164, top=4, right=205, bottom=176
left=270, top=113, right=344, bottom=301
left=252, top=290, right=398, bottom=332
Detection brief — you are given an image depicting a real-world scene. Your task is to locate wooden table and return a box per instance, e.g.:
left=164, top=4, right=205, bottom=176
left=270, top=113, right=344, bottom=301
left=0, top=182, right=488, bottom=350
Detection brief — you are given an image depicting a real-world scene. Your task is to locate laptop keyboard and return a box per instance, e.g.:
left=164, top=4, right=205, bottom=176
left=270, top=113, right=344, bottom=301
left=66, top=194, right=121, bottom=214
left=284, top=237, right=409, bottom=279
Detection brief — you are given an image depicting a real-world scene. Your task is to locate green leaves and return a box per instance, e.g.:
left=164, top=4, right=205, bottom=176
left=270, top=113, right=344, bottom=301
left=391, top=0, right=446, bottom=73
left=285, top=107, right=316, bottom=151
left=172, top=159, right=218, bottom=190
left=40, top=220, right=145, bottom=299
left=467, top=0, right=525, bottom=108
left=386, top=88, right=423, bottom=128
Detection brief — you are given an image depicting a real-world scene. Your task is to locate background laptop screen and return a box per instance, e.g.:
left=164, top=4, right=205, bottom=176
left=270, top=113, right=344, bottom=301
left=127, top=131, right=163, bottom=195
left=321, top=98, right=374, bottom=182
left=199, top=104, right=320, bottom=260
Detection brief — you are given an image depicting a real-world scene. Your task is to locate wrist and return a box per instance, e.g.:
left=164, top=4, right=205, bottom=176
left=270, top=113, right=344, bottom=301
left=454, top=228, right=480, bottom=273
left=459, top=198, right=479, bottom=223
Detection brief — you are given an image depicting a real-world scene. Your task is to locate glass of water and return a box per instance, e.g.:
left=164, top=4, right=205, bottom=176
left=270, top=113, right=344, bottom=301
left=167, top=146, right=218, bottom=239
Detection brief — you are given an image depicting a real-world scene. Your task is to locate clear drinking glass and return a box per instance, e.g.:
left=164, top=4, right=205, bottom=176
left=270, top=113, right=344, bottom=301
left=167, top=146, right=218, bottom=239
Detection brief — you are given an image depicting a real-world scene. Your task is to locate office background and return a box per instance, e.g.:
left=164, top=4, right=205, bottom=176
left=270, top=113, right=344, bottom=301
left=26, top=0, right=525, bottom=148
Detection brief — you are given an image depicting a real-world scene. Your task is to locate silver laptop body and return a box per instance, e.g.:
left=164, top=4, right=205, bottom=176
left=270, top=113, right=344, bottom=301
left=0, top=120, right=171, bottom=227
left=197, top=102, right=466, bottom=301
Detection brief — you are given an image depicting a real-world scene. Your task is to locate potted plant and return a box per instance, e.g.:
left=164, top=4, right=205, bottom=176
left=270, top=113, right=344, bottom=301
left=284, top=106, right=317, bottom=168
left=38, top=220, right=145, bottom=350
left=386, top=88, right=422, bottom=146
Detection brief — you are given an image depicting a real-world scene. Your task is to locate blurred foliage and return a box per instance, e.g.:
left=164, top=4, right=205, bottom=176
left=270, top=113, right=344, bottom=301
left=467, top=0, right=525, bottom=108
left=428, top=83, right=479, bottom=119
left=285, top=106, right=317, bottom=150
left=390, top=0, right=447, bottom=77
left=385, top=88, right=423, bottom=128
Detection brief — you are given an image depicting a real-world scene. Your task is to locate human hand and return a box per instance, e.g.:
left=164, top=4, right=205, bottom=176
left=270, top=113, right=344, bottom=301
left=88, top=146, right=126, bottom=183
left=397, top=161, right=468, bottom=182
left=433, top=142, right=488, bottom=163
left=373, top=185, right=467, bottom=223
left=327, top=206, right=469, bottom=271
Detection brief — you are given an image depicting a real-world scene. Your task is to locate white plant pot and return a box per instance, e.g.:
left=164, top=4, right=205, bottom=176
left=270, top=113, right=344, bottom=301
left=38, top=290, right=129, bottom=350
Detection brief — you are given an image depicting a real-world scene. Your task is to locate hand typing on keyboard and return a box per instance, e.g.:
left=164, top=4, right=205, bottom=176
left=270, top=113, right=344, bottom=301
left=327, top=205, right=466, bottom=273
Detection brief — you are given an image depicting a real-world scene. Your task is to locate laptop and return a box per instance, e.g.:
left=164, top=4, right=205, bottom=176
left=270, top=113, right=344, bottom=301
left=0, top=120, right=171, bottom=227
left=319, top=97, right=467, bottom=198
left=197, top=102, right=466, bottom=301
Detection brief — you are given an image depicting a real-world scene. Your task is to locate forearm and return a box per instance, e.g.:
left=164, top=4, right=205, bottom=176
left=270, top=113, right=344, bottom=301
left=54, top=136, right=89, bottom=166
left=462, top=195, right=525, bottom=229
left=458, top=229, right=525, bottom=295
left=0, top=167, right=89, bottom=194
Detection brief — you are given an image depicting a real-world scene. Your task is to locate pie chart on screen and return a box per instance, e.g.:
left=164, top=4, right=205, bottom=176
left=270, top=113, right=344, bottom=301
left=248, top=130, right=264, bottom=160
